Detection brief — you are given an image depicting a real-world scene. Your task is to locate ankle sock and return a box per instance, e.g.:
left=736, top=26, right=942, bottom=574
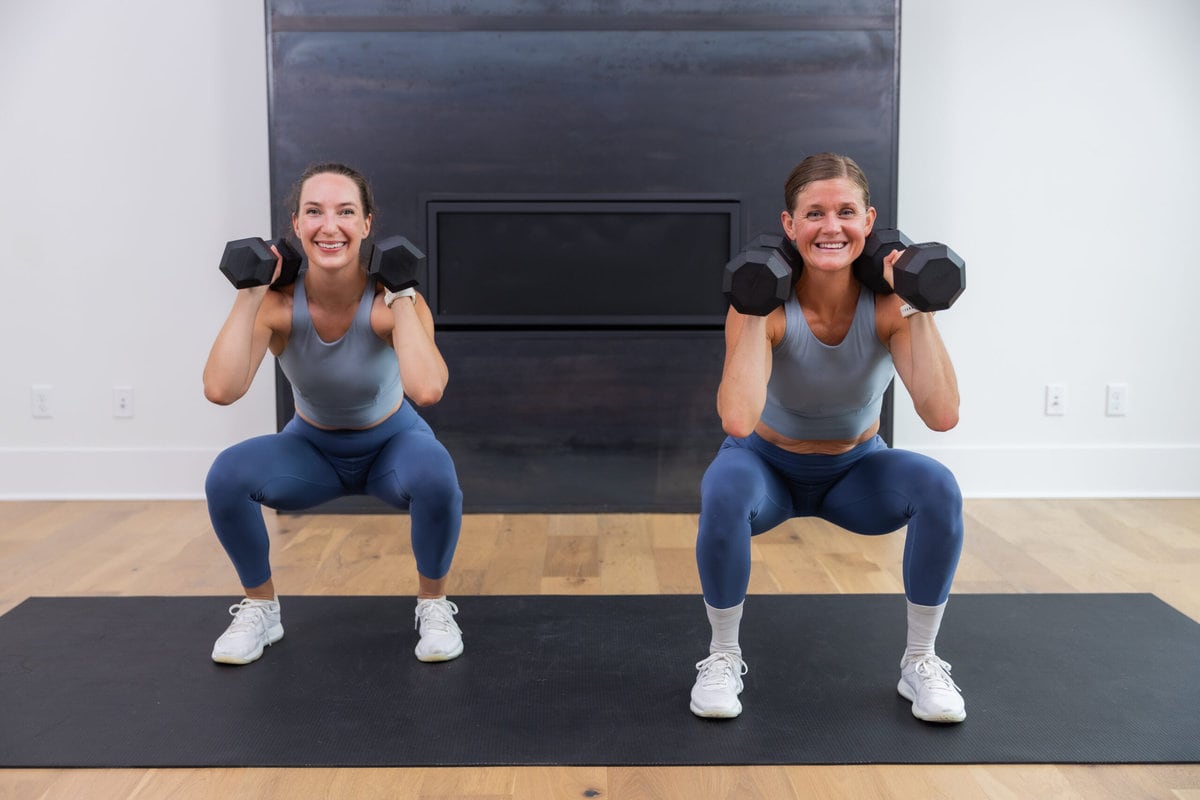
left=705, top=600, right=744, bottom=656
left=903, top=599, right=946, bottom=663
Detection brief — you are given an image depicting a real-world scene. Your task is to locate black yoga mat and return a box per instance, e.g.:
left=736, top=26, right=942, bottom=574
left=1, top=593, right=1198, bottom=767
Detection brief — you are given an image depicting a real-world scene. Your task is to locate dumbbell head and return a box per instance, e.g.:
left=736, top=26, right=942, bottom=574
left=367, top=235, right=425, bottom=292
left=747, top=233, right=802, bottom=265
left=852, top=228, right=912, bottom=295
left=219, top=237, right=303, bottom=290
left=219, top=238, right=276, bottom=289
left=892, top=242, right=966, bottom=312
left=723, top=246, right=794, bottom=317
left=722, top=233, right=801, bottom=316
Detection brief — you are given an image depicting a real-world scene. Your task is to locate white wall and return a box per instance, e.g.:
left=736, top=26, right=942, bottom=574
left=894, top=0, right=1200, bottom=496
left=0, top=0, right=276, bottom=498
left=1, top=0, right=1197, bottom=499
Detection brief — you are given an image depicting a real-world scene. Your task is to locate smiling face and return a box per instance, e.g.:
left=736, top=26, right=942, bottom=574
left=781, top=177, right=876, bottom=273
left=291, top=171, right=373, bottom=272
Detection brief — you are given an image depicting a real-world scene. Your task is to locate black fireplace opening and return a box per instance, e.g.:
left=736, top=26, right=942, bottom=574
left=425, top=197, right=741, bottom=329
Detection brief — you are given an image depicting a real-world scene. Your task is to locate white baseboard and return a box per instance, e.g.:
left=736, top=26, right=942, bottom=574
left=1, top=445, right=1197, bottom=500
left=907, top=444, right=1200, bottom=498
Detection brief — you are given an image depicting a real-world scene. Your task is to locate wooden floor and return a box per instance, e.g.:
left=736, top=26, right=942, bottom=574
left=1, top=499, right=1198, bottom=799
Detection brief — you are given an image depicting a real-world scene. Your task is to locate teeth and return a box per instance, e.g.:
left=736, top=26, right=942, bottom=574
left=317, top=242, right=345, bottom=250
left=816, top=242, right=845, bottom=249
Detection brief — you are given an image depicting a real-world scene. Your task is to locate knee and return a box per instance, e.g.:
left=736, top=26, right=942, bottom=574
left=700, top=459, right=760, bottom=516
left=698, top=485, right=752, bottom=553
left=909, top=463, right=964, bottom=549
left=413, top=467, right=463, bottom=513
left=440, top=481, right=464, bottom=513
left=905, top=459, right=961, bottom=513
left=205, top=448, right=246, bottom=500
left=927, top=463, right=963, bottom=513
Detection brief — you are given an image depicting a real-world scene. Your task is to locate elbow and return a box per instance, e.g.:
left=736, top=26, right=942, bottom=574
left=716, top=399, right=762, bottom=439
left=720, top=414, right=758, bottom=439
left=405, top=384, right=445, bottom=407
left=398, top=358, right=449, bottom=407
left=203, top=383, right=240, bottom=406
left=925, top=407, right=959, bottom=432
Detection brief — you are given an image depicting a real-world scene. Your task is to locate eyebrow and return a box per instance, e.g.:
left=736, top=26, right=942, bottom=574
left=302, top=201, right=359, bottom=209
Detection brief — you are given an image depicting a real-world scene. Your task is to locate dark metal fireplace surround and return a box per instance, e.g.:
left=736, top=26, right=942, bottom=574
left=267, top=1, right=899, bottom=512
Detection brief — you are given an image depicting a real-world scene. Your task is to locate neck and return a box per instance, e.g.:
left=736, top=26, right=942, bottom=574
left=304, top=267, right=367, bottom=308
left=796, top=269, right=857, bottom=316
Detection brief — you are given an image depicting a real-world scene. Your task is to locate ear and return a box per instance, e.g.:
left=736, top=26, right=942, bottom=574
left=292, top=213, right=300, bottom=238
left=780, top=209, right=795, bottom=241
left=363, top=213, right=372, bottom=238
left=864, top=206, right=877, bottom=235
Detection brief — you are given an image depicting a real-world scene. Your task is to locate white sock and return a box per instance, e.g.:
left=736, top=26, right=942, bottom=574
left=903, top=599, right=946, bottom=664
left=706, top=600, right=744, bottom=656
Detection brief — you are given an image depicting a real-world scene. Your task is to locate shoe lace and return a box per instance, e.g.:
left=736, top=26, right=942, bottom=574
left=909, top=655, right=961, bottom=693
left=414, top=599, right=461, bottom=635
left=226, top=599, right=272, bottom=635
left=694, top=652, right=747, bottom=689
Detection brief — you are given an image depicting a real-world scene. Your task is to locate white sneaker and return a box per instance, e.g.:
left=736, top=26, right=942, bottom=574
left=898, top=654, right=966, bottom=723
left=211, top=598, right=283, bottom=665
left=689, top=651, right=747, bottom=718
left=414, top=598, right=463, bottom=662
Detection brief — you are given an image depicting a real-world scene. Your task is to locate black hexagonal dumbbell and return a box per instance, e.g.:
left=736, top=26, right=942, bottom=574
left=219, top=237, right=302, bottom=290
left=366, top=235, right=425, bottom=292
left=721, top=233, right=801, bottom=316
left=853, top=228, right=966, bottom=312
left=892, top=242, right=966, bottom=312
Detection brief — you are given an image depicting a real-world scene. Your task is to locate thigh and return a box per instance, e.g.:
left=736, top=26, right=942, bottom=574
left=700, top=439, right=794, bottom=536
left=209, top=430, right=347, bottom=512
left=364, top=417, right=461, bottom=508
left=817, top=447, right=956, bottom=535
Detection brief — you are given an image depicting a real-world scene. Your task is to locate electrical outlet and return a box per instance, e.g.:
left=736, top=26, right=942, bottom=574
left=1044, top=383, right=1066, bottom=416
left=113, top=386, right=135, bottom=418
left=31, top=384, right=52, bottom=418
left=1106, top=383, right=1128, bottom=417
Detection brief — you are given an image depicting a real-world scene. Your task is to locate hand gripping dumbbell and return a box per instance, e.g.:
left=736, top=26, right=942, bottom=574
left=852, top=228, right=967, bottom=313
left=219, top=237, right=303, bottom=290
left=366, top=235, right=426, bottom=294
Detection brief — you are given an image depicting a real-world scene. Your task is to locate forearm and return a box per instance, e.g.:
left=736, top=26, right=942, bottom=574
left=902, top=313, right=959, bottom=431
left=203, top=288, right=269, bottom=404
left=390, top=300, right=449, bottom=406
left=716, top=315, right=770, bottom=437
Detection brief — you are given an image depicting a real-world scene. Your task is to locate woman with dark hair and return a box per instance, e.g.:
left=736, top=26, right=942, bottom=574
left=689, top=152, right=966, bottom=722
left=203, top=163, right=464, bottom=666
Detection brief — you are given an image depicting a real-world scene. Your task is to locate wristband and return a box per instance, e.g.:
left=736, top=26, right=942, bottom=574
left=900, top=301, right=931, bottom=318
left=384, top=287, right=416, bottom=307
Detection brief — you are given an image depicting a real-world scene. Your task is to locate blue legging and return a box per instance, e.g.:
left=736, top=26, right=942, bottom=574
left=205, top=402, right=462, bottom=589
left=697, top=433, right=963, bottom=608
